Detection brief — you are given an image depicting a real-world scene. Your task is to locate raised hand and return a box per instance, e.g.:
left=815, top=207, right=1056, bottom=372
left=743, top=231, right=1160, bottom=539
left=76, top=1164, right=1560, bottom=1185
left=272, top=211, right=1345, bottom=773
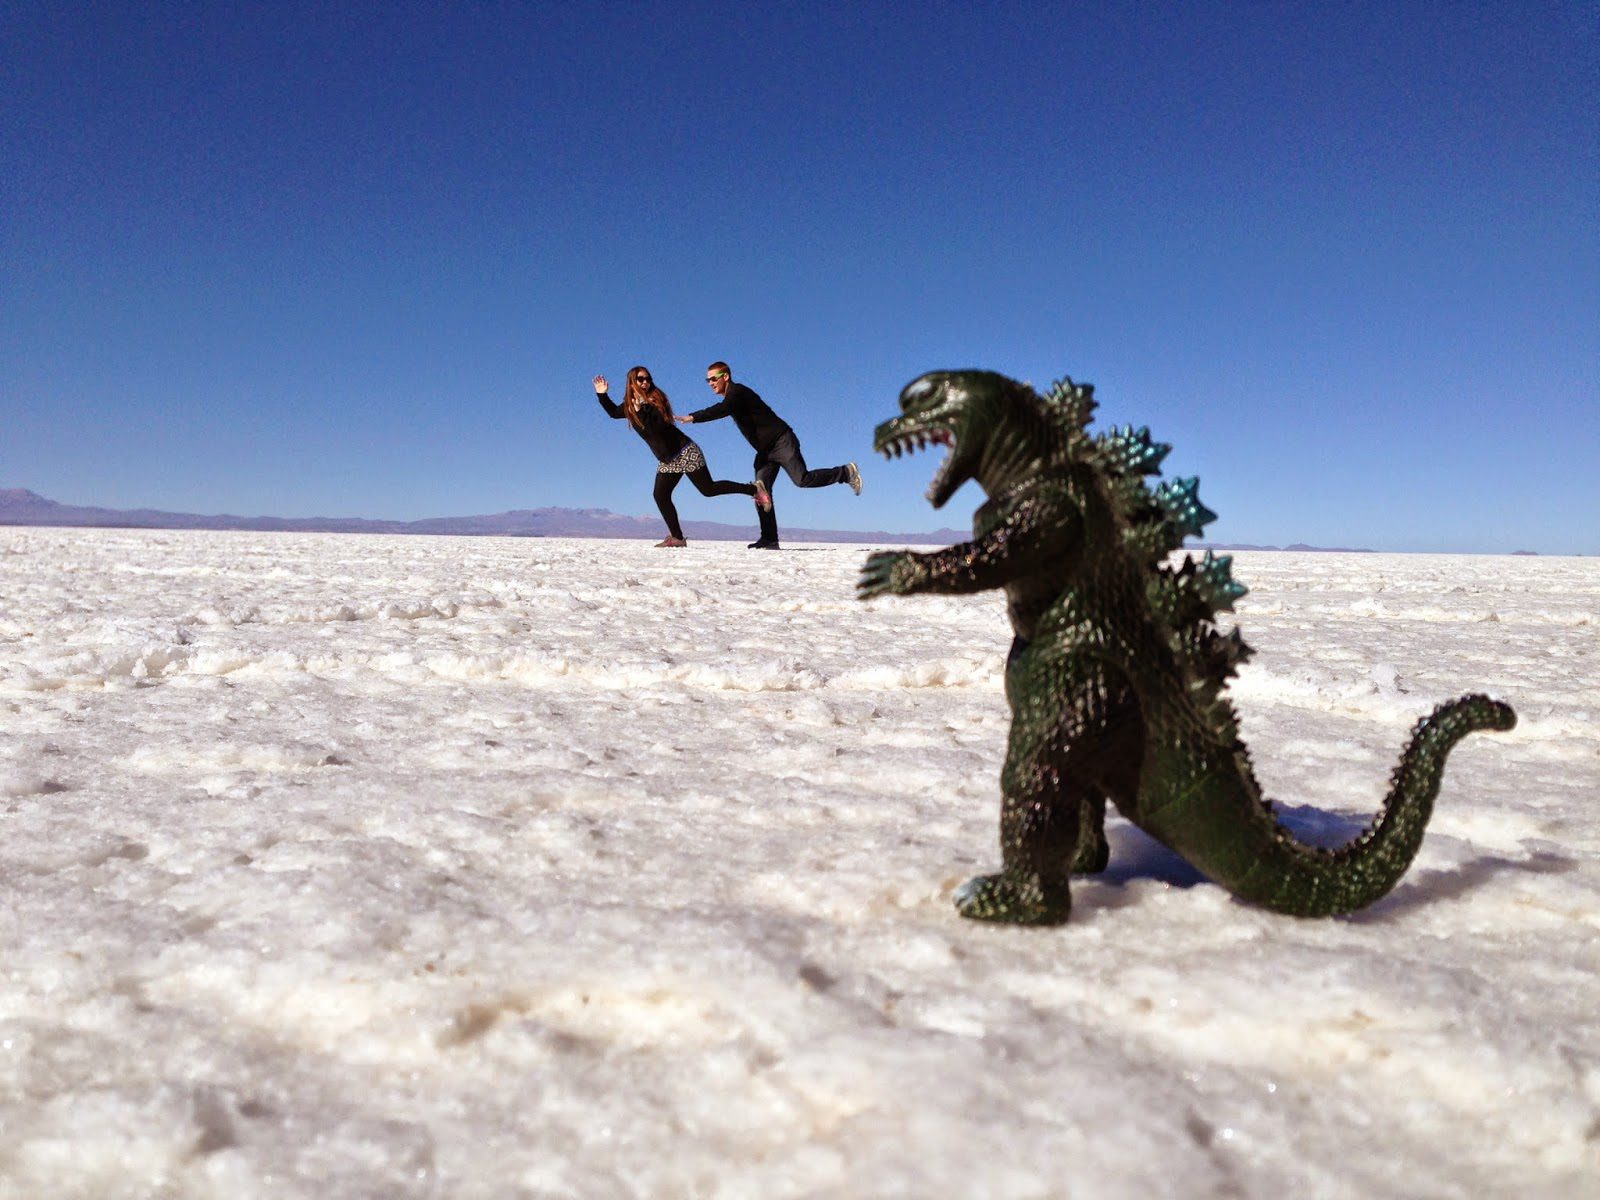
left=593, top=374, right=609, bottom=394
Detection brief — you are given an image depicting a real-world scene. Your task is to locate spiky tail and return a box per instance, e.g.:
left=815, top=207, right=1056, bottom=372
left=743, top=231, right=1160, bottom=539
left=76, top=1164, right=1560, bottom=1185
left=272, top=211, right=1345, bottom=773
left=1144, top=695, right=1516, bottom=917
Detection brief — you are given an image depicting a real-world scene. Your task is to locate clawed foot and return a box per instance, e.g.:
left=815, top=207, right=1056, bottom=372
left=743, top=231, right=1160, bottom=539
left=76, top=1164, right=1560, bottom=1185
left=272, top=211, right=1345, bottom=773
left=1071, top=835, right=1109, bottom=875
left=953, top=872, right=1071, bottom=926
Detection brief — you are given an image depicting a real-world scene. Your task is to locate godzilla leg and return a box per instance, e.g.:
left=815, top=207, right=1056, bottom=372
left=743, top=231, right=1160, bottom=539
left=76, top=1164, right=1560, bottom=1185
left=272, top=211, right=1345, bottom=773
left=1072, top=794, right=1110, bottom=874
left=956, top=656, right=1139, bottom=924
left=1070, top=678, right=1141, bottom=877
left=955, top=719, right=1090, bottom=925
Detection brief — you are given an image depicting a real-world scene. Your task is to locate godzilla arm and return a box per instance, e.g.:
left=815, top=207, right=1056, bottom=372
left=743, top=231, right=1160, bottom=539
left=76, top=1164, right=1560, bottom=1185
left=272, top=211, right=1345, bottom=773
left=858, top=485, right=1081, bottom=598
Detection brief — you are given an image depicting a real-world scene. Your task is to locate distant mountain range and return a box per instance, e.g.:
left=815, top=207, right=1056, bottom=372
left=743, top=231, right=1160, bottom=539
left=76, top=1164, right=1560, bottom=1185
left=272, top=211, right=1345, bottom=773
left=0, top=488, right=966, bottom=545
left=0, top=487, right=1374, bottom=551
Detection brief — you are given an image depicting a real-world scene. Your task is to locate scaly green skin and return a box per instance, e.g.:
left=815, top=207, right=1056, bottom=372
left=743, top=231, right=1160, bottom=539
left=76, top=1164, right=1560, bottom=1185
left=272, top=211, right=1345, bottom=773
left=857, top=370, right=1516, bottom=926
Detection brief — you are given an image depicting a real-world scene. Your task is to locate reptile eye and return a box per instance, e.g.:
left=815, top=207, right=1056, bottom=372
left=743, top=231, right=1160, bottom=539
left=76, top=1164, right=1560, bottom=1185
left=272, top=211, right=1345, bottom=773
left=900, top=376, right=937, bottom=410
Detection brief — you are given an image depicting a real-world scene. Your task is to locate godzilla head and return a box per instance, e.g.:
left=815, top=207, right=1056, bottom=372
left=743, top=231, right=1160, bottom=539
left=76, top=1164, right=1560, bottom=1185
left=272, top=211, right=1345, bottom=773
left=874, top=370, right=1040, bottom=509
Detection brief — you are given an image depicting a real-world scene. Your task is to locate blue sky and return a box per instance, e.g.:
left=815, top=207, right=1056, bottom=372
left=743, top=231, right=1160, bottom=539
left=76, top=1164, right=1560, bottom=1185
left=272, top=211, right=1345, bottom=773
left=4, top=2, right=1595, bottom=553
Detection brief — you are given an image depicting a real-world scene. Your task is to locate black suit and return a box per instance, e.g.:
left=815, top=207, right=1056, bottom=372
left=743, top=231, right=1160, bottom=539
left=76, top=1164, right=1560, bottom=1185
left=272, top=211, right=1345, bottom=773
left=689, top=382, right=850, bottom=543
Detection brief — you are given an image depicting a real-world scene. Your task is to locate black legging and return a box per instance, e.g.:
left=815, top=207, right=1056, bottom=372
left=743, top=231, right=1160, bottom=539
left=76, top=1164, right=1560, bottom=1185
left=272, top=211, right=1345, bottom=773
left=654, top=467, right=756, bottom=540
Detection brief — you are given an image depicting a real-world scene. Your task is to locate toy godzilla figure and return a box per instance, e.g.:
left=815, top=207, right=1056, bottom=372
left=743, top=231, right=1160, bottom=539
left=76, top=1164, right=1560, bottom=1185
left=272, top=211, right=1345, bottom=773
left=858, top=370, right=1515, bottom=925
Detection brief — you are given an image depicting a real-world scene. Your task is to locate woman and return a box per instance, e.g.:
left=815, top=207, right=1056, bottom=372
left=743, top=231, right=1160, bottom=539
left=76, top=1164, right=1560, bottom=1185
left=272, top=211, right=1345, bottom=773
left=592, top=367, right=768, bottom=547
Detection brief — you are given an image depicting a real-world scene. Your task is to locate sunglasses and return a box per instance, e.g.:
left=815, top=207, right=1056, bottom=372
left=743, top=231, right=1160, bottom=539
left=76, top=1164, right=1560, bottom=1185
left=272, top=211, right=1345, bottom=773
left=706, top=371, right=729, bottom=383
left=634, top=375, right=652, bottom=385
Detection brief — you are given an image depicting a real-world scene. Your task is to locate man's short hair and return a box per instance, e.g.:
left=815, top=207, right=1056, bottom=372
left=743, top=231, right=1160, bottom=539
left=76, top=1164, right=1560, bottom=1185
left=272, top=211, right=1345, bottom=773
left=706, top=361, right=731, bottom=376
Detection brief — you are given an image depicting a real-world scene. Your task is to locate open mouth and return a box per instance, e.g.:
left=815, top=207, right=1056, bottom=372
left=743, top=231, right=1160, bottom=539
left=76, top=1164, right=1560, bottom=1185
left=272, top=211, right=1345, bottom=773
left=877, top=423, right=956, bottom=504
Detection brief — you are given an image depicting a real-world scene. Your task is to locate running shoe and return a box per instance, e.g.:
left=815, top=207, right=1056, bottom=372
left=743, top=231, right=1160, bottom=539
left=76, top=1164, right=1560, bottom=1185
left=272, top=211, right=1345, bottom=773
left=846, top=461, right=863, bottom=495
left=753, top=480, right=772, bottom=511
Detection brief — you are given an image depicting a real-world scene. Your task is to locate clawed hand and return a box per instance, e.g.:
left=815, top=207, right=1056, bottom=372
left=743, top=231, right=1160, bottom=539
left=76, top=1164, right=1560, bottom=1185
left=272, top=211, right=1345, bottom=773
left=857, top=551, right=918, bottom=598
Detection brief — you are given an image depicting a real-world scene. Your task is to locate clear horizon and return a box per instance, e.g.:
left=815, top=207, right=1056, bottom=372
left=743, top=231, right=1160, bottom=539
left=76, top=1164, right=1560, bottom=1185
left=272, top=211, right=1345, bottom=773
left=4, top=5, right=1596, bottom=555
left=0, top=483, right=1587, bottom=556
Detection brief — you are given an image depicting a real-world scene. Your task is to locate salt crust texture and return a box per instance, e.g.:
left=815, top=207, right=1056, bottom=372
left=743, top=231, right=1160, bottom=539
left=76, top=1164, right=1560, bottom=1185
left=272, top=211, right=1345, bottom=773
left=0, top=528, right=1595, bottom=1199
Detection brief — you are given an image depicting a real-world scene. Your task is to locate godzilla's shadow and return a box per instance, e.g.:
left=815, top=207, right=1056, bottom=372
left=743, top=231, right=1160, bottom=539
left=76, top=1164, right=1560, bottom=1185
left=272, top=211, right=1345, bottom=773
left=1092, top=808, right=1576, bottom=921
left=1346, top=846, right=1577, bottom=923
left=1093, top=823, right=1209, bottom=890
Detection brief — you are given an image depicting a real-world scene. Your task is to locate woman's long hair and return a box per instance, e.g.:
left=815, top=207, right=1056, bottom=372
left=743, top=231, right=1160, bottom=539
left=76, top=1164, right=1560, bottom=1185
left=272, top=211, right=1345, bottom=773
left=622, top=366, right=673, bottom=431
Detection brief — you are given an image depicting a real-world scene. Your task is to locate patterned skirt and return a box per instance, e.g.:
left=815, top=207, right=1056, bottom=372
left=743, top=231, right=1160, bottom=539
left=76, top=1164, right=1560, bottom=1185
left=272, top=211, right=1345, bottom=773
left=657, top=440, right=706, bottom=475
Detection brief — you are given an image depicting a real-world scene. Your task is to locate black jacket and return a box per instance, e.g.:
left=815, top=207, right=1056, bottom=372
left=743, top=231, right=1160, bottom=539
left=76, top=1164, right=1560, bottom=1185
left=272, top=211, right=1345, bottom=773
left=597, top=391, right=689, bottom=463
left=688, top=382, right=793, bottom=453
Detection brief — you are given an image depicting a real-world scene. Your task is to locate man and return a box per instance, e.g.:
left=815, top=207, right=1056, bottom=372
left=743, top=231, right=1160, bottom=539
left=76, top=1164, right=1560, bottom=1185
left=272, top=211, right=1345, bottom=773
left=677, top=361, right=861, bottom=549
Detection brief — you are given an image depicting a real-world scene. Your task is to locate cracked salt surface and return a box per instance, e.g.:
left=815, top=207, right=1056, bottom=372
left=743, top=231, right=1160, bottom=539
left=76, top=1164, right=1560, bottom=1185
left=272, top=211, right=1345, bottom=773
left=1, top=529, right=1596, bottom=1198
